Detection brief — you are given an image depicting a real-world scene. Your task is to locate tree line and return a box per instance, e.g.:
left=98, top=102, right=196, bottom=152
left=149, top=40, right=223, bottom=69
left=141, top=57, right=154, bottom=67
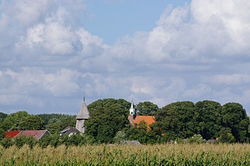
left=0, top=99, right=249, bottom=147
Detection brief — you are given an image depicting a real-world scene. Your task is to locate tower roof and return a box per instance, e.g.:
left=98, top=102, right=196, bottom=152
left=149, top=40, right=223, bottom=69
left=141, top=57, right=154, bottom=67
left=77, top=97, right=90, bottom=120
left=130, top=100, right=134, bottom=109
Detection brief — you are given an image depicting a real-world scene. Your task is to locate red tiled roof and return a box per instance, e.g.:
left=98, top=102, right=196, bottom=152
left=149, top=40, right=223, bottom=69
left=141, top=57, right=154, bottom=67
left=4, top=130, right=21, bottom=138
left=128, top=115, right=156, bottom=130
left=16, top=130, right=48, bottom=140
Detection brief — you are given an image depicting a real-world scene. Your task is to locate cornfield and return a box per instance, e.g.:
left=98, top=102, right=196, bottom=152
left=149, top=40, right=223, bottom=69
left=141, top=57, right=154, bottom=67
left=0, top=144, right=249, bottom=165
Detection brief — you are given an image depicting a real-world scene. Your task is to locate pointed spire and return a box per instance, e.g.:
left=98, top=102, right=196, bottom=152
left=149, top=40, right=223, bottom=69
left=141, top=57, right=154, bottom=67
left=130, top=99, right=134, bottom=109
left=129, top=99, right=136, bottom=118
left=76, top=97, right=89, bottom=120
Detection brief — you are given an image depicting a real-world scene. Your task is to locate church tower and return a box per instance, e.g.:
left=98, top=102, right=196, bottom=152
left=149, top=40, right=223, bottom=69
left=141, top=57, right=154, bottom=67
left=76, top=97, right=90, bottom=133
left=129, top=101, right=136, bottom=119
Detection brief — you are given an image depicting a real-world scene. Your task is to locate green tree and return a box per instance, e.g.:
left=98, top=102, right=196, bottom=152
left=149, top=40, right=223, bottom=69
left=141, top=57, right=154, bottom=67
left=4, top=111, right=29, bottom=130
left=154, top=101, right=196, bottom=139
left=38, top=114, right=75, bottom=126
left=45, top=116, right=76, bottom=134
left=125, top=121, right=159, bottom=144
left=0, top=137, right=14, bottom=148
left=194, top=100, right=222, bottom=139
left=114, top=131, right=126, bottom=144
left=0, top=112, right=7, bottom=123
left=67, top=134, right=84, bottom=146
left=14, top=135, right=37, bottom=148
left=136, top=101, right=159, bottom=116
left=218, top=128, right=236, bottom=143
left=38, top=135, right=52, bottom=148
left=46, top=123, right=60, bottom=134
left=0, top=128, right=5, bottom=140
left=0, top=119, right=14, bottom=131
left=85, top=98, right=130, bottom=143
left=19, top=115, right=45, bottom=130
left=221, top=103, right=249, bottom=142
left=187, top=134, right=206, bottom=144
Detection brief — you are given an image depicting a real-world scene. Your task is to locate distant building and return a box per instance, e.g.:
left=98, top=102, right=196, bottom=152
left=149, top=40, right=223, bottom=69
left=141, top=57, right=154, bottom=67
left=4, top=130, right=20, bottom=138
left=4, top=130, right=51, bottom=140
left=59, top=126, right=79, bottom=136
left=128, top=101, right=156, bottom=130
left=60, top=97, right=90, bottom=135
left=76, top=97, right=90, bottom=133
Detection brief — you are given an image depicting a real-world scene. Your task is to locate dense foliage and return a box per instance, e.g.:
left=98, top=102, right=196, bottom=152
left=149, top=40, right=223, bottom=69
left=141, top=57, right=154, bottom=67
left=85, top=98, right=130, bottom=143
left=194, top=101, right=222, bottom=139
left=38, top=114, right=76, bottom=134
left=153, top=101, right=249, bottom=143
left=136, top=101, right=159, bottom=116
left=0, top=112, right=7, bottom=123
left=155, top=101, right=196, bottom=139
left=0, top=99, right=249, bottom=145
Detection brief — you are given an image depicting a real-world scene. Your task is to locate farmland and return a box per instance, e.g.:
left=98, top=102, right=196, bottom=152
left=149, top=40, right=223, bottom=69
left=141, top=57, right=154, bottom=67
left=0, top=144, right=249, bottom=165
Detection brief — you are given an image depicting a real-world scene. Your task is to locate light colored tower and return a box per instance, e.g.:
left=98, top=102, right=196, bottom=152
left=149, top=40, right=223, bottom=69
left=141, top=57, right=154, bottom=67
left=129, top=100, right=136, bottom=119
left=76, top=97, right=90, bottom=133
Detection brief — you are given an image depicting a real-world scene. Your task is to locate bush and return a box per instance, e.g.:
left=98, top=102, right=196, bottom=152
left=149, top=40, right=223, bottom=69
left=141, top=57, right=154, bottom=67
left=0, top=129, right=5, bottom=140
left=82, top=134, right=96, bottom=145
left=0, top=137, right=14, bottom=148
left=113, top=131, right=126, bottom=144
left=218, top=128, right=236, bottom=143
left=66, top=133, right=84, bottom=146
left=187, top=134, right=206, bottom=144
left=14, top=135, right=36, bottom=148
left=38, top=135, right=52, bottom=148
left=218, top=132, right=236, bottom=143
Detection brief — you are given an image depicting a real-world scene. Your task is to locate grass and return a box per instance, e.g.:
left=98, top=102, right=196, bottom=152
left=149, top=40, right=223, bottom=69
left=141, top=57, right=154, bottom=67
left=0, top=144, right=249, bottom=165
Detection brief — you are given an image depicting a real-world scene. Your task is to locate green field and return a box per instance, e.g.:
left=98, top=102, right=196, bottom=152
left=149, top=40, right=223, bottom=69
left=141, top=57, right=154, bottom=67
left=0, top=144, right=249, bottom=165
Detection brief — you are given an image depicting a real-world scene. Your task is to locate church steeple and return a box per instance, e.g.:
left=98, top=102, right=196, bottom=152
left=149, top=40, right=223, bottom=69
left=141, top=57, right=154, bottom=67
left=76, top=97, right=89, bottom=120
left=76, top=97, right=89, bottom=133
left=129, top=100, right=136, bottom=119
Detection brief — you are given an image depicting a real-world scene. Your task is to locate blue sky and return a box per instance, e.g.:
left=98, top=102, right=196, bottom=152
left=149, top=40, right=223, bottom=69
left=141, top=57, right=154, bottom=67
left=0, top=0, right=250, bottom=115
left=84, top=0, right=190, bottom=44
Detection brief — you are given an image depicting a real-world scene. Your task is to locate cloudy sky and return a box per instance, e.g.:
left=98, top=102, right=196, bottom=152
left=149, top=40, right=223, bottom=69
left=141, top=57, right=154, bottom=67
left=0, top=0, right=250, bottom=115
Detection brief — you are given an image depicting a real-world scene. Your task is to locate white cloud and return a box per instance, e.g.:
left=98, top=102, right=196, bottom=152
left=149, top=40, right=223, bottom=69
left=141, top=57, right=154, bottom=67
left=19, top=16, right=76, bottom=55
left=183, top=84, right=212, bottom=98
left=13, top=0, right=50, bottom=26
left=1, top=0, right=250, bottom=115
left=205, top=74, right=250, bottom=85
left=191, top=0, right=250, bottom=54
left=0, top=68, right=80, bottom=98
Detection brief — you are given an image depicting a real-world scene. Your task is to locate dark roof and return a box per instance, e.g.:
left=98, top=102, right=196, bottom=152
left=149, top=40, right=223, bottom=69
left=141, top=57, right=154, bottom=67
left=59, top=126, right=80, bottom=135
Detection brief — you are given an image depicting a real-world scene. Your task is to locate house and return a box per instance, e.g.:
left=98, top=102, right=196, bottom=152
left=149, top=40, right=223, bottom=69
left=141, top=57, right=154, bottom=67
left=5, top=130, right=51, bottom=140
left=59, top=126, right=79, bottom=136
left=128, top=101, right=156, bottom=130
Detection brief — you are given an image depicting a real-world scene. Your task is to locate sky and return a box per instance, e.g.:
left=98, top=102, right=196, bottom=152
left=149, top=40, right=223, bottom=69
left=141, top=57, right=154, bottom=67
left=0, top=0, right=250, bottom=115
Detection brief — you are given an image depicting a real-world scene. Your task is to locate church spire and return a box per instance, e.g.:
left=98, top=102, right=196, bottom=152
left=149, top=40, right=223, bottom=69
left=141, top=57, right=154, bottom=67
left=129, top=100, right=136, bottom=119
left=76, top=97, right=89, bottom=133
left=76, top=97, right=89, bottom=120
